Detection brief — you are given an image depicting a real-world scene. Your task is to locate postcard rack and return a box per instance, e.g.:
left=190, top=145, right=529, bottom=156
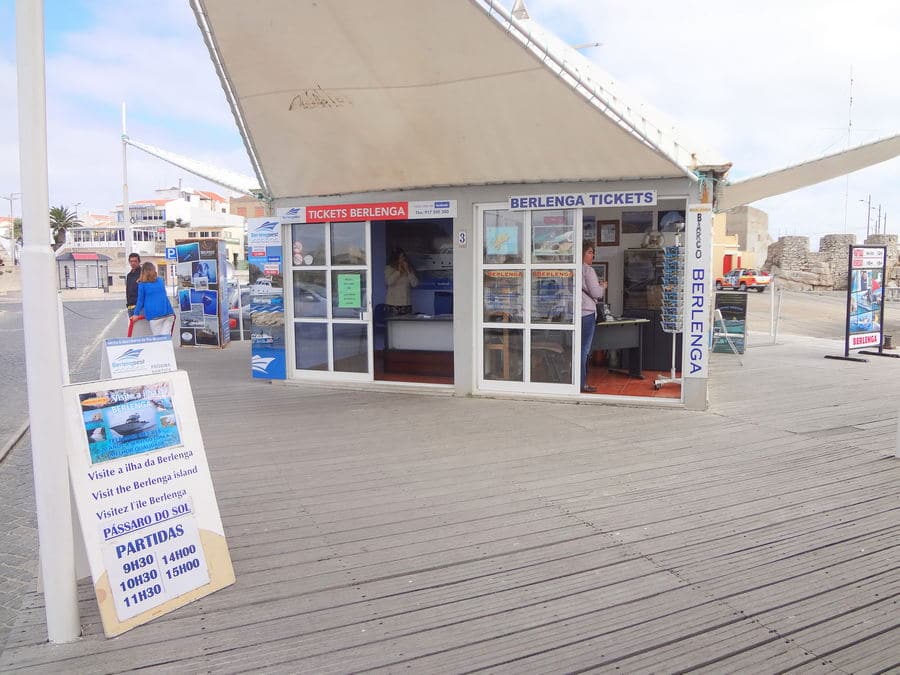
left=655, top=245, right=684, bottom=390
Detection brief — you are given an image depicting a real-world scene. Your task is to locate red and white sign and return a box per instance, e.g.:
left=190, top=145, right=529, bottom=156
left=850, top=332, right=881, bottom=348
left=851, top=247, right=885, bottom=269
left=278, top=200, right=456, bottom=223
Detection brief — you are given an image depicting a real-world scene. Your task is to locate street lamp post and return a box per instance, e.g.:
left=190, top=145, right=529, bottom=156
left=859, top=195, right=872, bottom=239
left=859, top=195, right=878, bottom=239
left=0, top=193, right=21, bottom=261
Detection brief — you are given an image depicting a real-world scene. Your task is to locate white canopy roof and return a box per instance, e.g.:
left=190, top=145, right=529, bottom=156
left=193, top=0, right=899, bottom=208
left=717, top=133, right=900, bottom=212
left=193, top=0, right=717, bottom=200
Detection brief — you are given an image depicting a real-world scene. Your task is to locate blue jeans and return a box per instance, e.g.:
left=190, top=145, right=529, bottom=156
left=581, top=312, right=596, bottom=389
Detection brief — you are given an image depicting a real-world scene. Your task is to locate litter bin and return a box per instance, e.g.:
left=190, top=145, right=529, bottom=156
left=107, top=275, right=113, bottom=287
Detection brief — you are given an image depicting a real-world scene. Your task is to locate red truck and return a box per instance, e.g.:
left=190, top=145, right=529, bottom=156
left=715, top=268, right=772, bottom=292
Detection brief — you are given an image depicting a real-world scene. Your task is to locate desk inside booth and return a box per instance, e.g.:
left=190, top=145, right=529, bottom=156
left=384, top=314, right=454, bottom=377
left=591, top=318, right=649, bottom=378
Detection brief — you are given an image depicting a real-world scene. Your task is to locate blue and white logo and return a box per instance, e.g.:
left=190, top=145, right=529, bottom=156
left=434, top=201, right=450, bottom=209
left=251, top=354, right=275, bottom=374
left=284, top=207, right=301, bottom=217
left=113, top=348, right=144, bottom=365
left=248, top=218, right=281, bottom=246
left=165, top=247, right=177, bottom=260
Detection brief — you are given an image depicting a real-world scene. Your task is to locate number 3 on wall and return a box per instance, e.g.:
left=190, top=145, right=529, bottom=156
left=457, top=231, right=467, bottom=248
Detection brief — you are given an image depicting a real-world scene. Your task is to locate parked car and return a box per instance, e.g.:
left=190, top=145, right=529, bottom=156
left=250, top=277, right=282, bottom=295
left=228, top=287, right=252, bottom=341
left=715, top=268, right=771, bottom=292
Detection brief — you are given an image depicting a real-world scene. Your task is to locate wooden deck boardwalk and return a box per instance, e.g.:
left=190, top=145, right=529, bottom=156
left=1, top=334, right=898, bottom=673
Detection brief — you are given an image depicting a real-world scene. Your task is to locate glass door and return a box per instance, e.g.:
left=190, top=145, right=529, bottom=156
left=477, top=205, right=580, bottom=394
left=290, top=221, right=372, bottom=379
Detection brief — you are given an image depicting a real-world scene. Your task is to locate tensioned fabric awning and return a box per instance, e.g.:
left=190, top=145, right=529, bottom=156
left=192, top=0, right=714, bottom=200
left=193, top=0, right=899, bottom=207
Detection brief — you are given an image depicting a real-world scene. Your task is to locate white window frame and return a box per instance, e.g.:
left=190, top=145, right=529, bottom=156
left=475, top=203, right=582, bottom=395
left=287, top=220, right=373, bottom=383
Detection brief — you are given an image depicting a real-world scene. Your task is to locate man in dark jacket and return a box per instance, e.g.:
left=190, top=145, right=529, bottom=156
left=125, top=253, right=141, bottom=316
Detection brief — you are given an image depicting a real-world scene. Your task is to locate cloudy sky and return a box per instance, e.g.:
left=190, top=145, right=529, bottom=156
left=1, top=0, right=898, bottom=247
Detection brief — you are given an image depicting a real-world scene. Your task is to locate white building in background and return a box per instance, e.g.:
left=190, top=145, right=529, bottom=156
left=61, top=187, right=248, bottom=288
left=0, top=216, right=15, bottom=263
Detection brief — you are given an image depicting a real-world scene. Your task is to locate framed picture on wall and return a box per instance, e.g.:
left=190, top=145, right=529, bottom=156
left=621, top=210, right=654, bottom=234
left=583, top=216, right=597, bottom=246
left=591, top=262, right=608, bottom=284
left=658, top=210, right=686, bottom=233
left=596, top=219, right=620, bottom=247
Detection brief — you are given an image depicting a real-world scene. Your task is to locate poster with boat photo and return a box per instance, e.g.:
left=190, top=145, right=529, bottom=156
left=80, top=382, right=181, bottom=463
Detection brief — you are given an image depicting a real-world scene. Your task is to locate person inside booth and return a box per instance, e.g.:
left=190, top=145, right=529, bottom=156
left=580, top=242, right=607, bottom=392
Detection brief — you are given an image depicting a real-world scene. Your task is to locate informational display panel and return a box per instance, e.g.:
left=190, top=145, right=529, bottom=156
left=175, top=239, right=230, bottom=348
left=713, top=292, right=747, bottom=354
left=844, top=246, right=886, bottom=353
left=101, top=335, right=177, bottom=380
left=246, top=217, right=286, bottom=379
left=64, top=371, right=235, bottom=637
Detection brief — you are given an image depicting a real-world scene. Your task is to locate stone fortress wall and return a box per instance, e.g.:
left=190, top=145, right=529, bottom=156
left=765, top=233, right=898, bottom=291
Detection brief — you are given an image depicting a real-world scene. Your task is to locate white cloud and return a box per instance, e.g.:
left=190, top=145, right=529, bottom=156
left=2, top=0, right=898, bottom=248
left=0, top=0, right=254, bottom=218
left=528, top=0, right=900, bottom=246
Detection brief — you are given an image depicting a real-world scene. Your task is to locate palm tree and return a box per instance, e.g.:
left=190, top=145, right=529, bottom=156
left=49, top=205, right=82, bottom=249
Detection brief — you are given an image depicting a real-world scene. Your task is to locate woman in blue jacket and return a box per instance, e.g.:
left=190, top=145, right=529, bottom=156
left=134, top=262, right=175, bottom=335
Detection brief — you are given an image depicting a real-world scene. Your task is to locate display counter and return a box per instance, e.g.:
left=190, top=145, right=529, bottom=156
left=592, top=318, right=649, bottom=378
left=386, top=314, right=453, bottom=351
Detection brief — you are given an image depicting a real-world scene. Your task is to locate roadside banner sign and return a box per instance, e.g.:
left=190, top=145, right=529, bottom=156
left=247, top=218, right=286, bottom=379
left=64, top=371, right=235, bottom=636
left=845, top=246, right=886, bottom=354
left=827, top=245, right=900, bottom=363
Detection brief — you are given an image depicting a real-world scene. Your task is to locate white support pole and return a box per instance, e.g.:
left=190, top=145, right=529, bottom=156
left=896, top=409, right=900, bottom=459
left=16, top=0, right=81, bottom=642
left=770, top=280, right=775, bottom=337
left=774, top=287, right=782, bottom=345
left=122, top=102, right=133, bottom=257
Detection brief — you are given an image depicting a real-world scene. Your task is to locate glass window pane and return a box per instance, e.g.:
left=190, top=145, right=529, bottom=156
left=483, top=270, right=524, bottom=323
left=530, top=329, right=573, bottom=384
left=532, top=209, right=576, bottom=264
left=292, top=270, right=328, bottom=318
left=295, top=322, right=328, bottom=371
left=484, top=209, right=524, bottom=264
left=291, top=223, right=326, bottom=266
left=531, top=270, right=574, bottom=324
left=331, top=221, right=366, bottom=265
left=331, top=271, right=367, bottom=319
left=333, top=324, right=368, bottom=373
left=483, top=328, right=523, bottom=381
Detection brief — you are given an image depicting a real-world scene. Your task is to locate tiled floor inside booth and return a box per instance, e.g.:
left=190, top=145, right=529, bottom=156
left=374, top=349, right=680, bottom=398
left=584, top=366, right=682, bottom=398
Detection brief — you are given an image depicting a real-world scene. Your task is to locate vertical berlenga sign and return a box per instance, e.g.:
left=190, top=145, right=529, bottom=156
left=684, top=203, right=712, bottom=379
